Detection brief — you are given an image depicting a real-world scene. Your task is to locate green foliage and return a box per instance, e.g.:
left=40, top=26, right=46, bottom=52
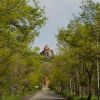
left=50, top=0, right=100, bottom=99
left=0, top=0, right=46, bottom=98
left=1, top=95, right=22, bottom=100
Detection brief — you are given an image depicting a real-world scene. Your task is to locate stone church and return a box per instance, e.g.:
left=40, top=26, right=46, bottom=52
left=40, top=45, right=54, bottom=90
left=40, top=44, right=54, bottom=59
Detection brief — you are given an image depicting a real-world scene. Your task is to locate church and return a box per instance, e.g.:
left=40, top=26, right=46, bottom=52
left=40, top=45, right=54, bottom=90
left=40, top=44, right=54, bottom=59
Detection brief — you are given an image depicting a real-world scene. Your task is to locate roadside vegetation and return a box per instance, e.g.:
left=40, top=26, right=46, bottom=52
left=49, top=0, right=100, bottom=100
left=0, top=0, right=100, bottom=100
left=0, top=0, right=46, bottom=99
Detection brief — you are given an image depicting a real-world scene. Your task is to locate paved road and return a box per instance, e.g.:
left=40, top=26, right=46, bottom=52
left=29, top=90, right=65, bottom=100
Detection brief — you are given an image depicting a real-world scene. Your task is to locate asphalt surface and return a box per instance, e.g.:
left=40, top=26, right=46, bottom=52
left=22, top=90, right=65, bottom=100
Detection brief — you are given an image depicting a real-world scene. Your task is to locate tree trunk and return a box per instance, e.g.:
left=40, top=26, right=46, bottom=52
left=70, top=78, right=72, bottom=95
left=57, top=82, right=61, bottom=93
left=87, top=74, right=92, bottom=100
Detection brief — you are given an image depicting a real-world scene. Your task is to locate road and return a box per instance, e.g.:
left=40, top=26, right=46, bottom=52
left=22, top=90, right=65, bottom=100
left=30, top=90, right=65, bottom=100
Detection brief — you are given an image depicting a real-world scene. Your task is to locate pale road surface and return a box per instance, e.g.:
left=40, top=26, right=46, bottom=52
left=29, top=90, right=65, bottom=100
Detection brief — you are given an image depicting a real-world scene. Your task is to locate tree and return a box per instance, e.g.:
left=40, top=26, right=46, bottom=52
left=55, top=0, right=100, bottom=99
left=0, top=0, right=46, bottom=97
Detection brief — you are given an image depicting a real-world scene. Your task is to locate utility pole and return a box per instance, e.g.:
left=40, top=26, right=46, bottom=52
left=95, top=10, right=100, bottom=97
left=95, top=5, right=99, bottom=98
left=97, top=31, right=99, bottom=100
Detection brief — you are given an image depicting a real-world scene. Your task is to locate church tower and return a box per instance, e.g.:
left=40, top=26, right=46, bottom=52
left=40, top=44, right=54, bottom=59
left=40, top=45, right=54, bottom=90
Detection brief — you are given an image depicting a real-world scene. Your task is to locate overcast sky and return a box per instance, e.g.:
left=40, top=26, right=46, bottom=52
left=33, top=0, right=100, bottom=52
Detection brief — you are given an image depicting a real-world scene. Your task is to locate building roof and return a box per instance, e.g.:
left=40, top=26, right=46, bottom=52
left=44, top=44, right=49, bottom=50
left=40, top=44, right=54, bottom=59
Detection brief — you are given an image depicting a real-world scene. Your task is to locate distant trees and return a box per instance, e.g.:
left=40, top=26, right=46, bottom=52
left=0, top=0, right=46, bottom=97
left=49, top=0, right=100, bottom=100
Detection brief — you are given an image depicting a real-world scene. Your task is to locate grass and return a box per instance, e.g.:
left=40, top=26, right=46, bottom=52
left=1, top=95, right=22, bottom=100
left=67, top=96, right=98, bottom=100
left=1, top=91, right=36, bottom=100
left=61, top=91, right=98, bottom=100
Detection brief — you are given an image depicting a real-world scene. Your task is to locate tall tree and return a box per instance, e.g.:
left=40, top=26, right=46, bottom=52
left=55, top=0, right=100, bottom=99
left=0, top=0, right=46, bottom=97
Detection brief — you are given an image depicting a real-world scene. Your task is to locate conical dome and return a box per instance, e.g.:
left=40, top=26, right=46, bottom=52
left=40, top=44, right=54, bottom=59
left=44, top=44, right=49, bottom=50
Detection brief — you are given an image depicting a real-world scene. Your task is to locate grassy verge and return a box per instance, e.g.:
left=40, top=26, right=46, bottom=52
left=1, top=95, right=22, bottom=100
left=1, top=91, right=37, bottom=100
left=65, top=95, right=98, bottom=100
left=73, top=96, right=97, bottom=100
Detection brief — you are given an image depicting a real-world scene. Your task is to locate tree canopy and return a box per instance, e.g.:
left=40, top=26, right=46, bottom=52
left=49, top=0, right=100, bottom=100
left=0, top=0, right=46, bottom=97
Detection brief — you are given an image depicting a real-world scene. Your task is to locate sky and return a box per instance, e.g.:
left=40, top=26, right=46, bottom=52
left=33, top=0, right=100, bottom=52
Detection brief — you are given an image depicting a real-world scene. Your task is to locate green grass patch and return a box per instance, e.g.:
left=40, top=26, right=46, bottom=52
left=1, top=95, right=22, bottom=100
left=73, top=96, right=98, bottom=100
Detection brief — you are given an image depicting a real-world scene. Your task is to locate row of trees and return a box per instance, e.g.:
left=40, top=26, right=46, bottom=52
left=0, top=0, right=46, bottom=98
left=49, top=0, right=100, bottom=100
